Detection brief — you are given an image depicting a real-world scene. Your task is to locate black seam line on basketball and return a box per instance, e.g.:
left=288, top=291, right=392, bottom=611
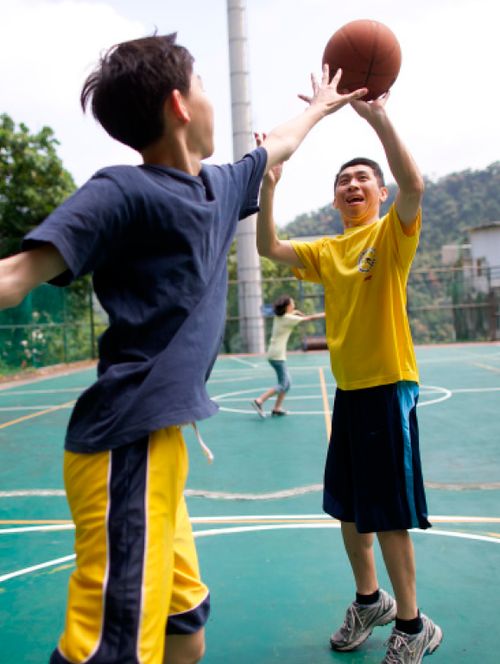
left=342, top=24, right=399, bottom=84
left=343, top=30, right=371, bottom=72
left=342, top=22, right=379, bottom=84
left=365, top=22, right=379, bottom=87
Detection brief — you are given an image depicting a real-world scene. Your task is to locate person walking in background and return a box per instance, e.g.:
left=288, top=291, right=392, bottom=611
left=252, top=294, right=324, bottom=417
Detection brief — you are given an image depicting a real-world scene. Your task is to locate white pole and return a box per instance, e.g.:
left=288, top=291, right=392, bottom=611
left=227, top=0, right=265, bottom=353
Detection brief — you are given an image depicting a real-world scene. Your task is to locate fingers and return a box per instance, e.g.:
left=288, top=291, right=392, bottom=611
left=298, top=93, right=312, bottom=104
left=321, top=63, right=330, bottom=85
left=330, top=67, right=342, bottom=87
left=310, top=71, right=319, bottom=96
left=254, top=131, right=267, bottom=146
left=348, top=87, right=369, bottom=100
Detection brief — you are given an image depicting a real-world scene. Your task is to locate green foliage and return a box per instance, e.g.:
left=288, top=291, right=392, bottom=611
left=0, top=113, right=76, bottom=257
left=0, top=115, right=96, bottom=371
left=283, top=162, right=500, bottom=256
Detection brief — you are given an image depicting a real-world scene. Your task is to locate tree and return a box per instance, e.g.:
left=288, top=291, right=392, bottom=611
left=0, top=113, right=76, bottom=257
left=0, top=114, right=95, bottom=371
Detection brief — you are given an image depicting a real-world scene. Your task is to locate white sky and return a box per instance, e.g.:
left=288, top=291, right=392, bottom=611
left=1, top=0, right=498, bottom=225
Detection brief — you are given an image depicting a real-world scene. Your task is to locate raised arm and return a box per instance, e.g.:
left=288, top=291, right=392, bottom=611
left=300, top=311, right=326, bottom=322
left=262, top=66, right=367, bottom=173
left=350, top=95, right=424, bottom=228
left=255, top=146, right=304, bottom=267
left=0, top=245, right=68, bottom=310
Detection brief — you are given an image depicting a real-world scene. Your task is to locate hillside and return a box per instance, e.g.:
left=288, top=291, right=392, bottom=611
left=284, top=161, right=500, bottom=268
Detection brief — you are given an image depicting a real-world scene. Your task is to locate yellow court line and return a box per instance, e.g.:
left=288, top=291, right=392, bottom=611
left=0, top=400, right=75, bottom=430
left=2, top=516, right=500, bottom=527
left=318, top=367, right=331, bottom=441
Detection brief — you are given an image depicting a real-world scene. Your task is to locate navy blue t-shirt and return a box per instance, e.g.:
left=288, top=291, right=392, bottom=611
left=23, top=147, right=267, bottom=452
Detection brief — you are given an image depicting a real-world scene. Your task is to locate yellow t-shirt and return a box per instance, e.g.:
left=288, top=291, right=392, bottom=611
left=291, top=204, right=420, bottom=390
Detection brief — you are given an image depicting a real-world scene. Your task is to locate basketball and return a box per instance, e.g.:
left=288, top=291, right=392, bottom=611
left=322, top=19, right=401, bottom=101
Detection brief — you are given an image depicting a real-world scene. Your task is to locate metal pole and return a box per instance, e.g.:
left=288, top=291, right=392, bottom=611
left=226, top=0, right=265, bottom=353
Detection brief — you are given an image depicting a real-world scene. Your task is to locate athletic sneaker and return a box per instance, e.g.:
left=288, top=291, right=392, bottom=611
left=330, top=589, right=397, bottom=651
left=251, top=399, right=266, bottom=419
left=271, top=409, right=288, bottom=416
left=381, top=614, right=442, bottom=663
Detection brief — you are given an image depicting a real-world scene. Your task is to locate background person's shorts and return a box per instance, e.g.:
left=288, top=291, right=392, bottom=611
left=268, top=359, right=291, bottom=393
left=51, top=426, right=209, bottom=664
left=323, top=381, right=431, bottom=533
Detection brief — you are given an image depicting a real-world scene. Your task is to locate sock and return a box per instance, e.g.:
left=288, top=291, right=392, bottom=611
left=396, top=611, right=423, bottom=635
left=356, top=589, right=380, bottom=605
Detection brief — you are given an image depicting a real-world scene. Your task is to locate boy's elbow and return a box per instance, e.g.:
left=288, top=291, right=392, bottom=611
left=0, top=285, right=27, bottom=311
left=257, top=242, right=282, bottom=262
left=256, top=242, right=274, bottom=259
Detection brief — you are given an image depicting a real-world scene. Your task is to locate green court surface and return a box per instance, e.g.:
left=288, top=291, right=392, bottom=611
left=1, top=343, right=499, bottom=663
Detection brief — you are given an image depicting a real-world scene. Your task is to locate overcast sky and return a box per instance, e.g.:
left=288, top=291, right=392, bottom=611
left=1, top=0, right=498, bottom=224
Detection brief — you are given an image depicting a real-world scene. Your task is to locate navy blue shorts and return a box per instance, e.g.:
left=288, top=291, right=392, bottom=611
left=323, top=381, right=431, bottom=533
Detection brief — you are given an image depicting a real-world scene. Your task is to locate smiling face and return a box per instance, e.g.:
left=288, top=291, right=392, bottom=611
left=333, top=164, right=388, bottom=228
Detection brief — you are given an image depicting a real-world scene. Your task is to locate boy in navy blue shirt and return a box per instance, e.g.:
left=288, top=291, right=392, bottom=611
left=0, top=33, right=367, bottom=664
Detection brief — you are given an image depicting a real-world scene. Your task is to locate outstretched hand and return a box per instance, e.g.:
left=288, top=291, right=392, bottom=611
left=298, top=65, right=368, bottom=115
left=255, top=132, right=283, bottom=186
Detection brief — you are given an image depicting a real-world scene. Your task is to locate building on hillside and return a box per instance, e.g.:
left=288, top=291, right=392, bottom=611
left=441, top=222, right=500, bottom=341
left=468, top=222, right=500, bottom=289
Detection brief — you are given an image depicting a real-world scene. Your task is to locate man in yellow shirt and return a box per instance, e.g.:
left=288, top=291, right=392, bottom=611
left=255, top=93, right=442, bottom=664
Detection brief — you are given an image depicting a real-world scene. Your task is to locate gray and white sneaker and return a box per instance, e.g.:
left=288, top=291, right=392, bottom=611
left=251, top=399, right=266, bottom=419
left=330, top=589, right=397, bottom=651
left=381, top=613, right=443, bottom=663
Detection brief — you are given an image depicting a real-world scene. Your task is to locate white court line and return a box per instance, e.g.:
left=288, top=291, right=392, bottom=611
left=3, top=513, right=500, bottom=534
left=227, top=356, right=260, bottom=368
left=1, top=520, right=499, bottom=584
left=0, top=554, right=76, bottom=583
left=417, top=350, right=500, bottom=365
left=470, top=362, right=500, bottom=374
left=451, top=387, right=500, bottom=394
left=0, top=490, right=66, bottom=497
left=0, top=524, right=75, bottom=534
left=213, top=384, right=453, bottom=413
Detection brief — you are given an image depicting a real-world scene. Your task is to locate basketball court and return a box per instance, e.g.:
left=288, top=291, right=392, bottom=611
left=1, top=342, right=499, bottom=663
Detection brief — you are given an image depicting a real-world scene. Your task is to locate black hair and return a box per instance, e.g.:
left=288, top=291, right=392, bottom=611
left=81, top=33, right=194, bottom=152
left=273, top=295, right=292, bottom=317
left=334, top=157, right=385, bottom=189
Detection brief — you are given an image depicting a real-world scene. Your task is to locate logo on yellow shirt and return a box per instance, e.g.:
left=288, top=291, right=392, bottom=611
left=358, top=247, right=377, bottom=273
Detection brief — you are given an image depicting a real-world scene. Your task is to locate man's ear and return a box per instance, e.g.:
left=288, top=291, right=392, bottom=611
left=169, top=89, right=190, bottom=123
left=379, top=186, right=389, bottom=203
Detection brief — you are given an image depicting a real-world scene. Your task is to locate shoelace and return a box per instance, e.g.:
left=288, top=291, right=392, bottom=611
left=339, top=605, right=363, bottom=636
left=181, top=422, right=214, bottom=463
left=383, top=632, right=413, bottom=663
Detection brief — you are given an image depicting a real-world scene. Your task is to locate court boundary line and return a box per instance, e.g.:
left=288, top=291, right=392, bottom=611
left=2, top=520, right=500, bottom=585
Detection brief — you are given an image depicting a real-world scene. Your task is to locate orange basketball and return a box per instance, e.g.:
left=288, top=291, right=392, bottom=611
left=322, top=19, right=401, bottom=101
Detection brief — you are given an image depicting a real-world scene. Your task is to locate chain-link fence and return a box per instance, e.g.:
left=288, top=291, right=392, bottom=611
left=0, top=279, right=106, bottom=374
left=0, top=265, right=498, bottom=373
